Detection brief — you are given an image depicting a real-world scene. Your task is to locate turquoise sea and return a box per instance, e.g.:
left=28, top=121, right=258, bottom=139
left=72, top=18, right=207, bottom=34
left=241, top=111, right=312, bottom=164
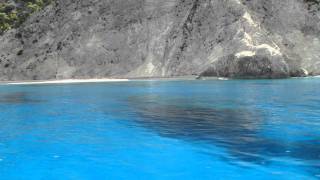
left=0, top=79, right=319, bottom=179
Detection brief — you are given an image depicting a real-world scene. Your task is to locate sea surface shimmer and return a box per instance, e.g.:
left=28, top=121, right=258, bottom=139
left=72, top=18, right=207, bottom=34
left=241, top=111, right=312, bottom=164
left=0, top=79, right=319, bottom=179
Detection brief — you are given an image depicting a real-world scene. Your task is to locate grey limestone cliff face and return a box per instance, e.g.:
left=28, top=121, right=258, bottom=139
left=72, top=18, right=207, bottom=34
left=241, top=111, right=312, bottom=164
left=0, top=0, right=319, bottom=80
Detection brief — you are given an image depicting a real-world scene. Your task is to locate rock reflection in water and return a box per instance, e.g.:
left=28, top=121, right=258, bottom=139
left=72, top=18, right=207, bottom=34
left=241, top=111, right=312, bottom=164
left=0, top=92, right=42, bottom=104
left=127, top=95, right=320, bottom=175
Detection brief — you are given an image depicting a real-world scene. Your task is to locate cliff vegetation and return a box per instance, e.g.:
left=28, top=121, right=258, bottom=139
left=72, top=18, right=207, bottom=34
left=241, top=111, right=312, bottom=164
left=0, top=0, right=52, bottom=34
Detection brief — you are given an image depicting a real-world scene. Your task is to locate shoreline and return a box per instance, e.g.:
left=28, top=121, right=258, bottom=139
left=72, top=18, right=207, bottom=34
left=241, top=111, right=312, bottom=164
left=1, top=78, right=130, bottom=85
left=0, top=75, right=319, bottom=85
left=0, top=76, right=200, bottom=85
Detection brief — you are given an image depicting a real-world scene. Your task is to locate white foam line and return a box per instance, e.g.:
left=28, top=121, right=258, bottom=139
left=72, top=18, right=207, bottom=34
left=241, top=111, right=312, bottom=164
left=218, top=77, right=229, bottom=81
left=4, top=79, right=129, bottom=85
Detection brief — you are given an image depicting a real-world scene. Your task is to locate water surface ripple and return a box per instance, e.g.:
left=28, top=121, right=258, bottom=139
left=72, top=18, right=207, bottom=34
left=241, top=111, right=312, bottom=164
left=0, top=79, right=319, bottom=179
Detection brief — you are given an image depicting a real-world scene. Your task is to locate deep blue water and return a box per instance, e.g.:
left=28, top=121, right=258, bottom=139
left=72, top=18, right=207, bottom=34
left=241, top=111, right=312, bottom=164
left=0, top=79, right=319, bottom=179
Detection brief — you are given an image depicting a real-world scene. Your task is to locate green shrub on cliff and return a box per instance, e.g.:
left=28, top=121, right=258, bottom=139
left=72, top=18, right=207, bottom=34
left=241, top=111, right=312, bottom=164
left=0, top=0, right=53, bottom=34
left=0, top=10, right=18, bottom=32
left=27, top=0, right=45, bottom=13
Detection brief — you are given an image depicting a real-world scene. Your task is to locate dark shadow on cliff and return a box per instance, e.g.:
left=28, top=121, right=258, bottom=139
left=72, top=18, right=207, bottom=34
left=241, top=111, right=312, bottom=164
left=126, top=95, right=320, bottom=176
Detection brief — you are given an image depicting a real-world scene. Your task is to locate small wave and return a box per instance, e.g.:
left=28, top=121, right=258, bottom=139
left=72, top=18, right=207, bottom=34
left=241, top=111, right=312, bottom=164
left=218, top=77, right=229, bottom=81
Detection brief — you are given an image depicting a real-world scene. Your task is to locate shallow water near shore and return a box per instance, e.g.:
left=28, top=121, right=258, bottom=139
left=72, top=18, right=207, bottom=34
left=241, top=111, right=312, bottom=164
left=0, top=79, right=319, bottom=179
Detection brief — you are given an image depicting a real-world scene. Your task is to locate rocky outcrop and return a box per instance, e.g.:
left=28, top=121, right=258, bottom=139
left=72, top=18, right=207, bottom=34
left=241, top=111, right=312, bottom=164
left=200, top=45, right=290, bottom=78
left=0, top=0, right=319, bottom=80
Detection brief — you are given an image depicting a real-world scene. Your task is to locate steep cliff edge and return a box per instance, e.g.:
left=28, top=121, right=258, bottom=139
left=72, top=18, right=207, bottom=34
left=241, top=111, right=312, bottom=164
left=0, top=0, right=319, bottom=80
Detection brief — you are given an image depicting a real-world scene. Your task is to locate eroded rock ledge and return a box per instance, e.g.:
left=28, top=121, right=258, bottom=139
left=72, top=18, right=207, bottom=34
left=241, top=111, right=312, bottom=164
left=0, top=0, right=319, bottom=80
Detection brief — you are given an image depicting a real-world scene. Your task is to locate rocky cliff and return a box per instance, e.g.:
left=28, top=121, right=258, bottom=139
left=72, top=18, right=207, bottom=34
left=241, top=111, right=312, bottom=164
left=0, top=0, right=319, bottom=80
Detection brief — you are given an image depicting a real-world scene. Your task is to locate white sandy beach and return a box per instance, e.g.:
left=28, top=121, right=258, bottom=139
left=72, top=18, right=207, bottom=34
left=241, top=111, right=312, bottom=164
left=2, top=78, right=129, bottom=85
